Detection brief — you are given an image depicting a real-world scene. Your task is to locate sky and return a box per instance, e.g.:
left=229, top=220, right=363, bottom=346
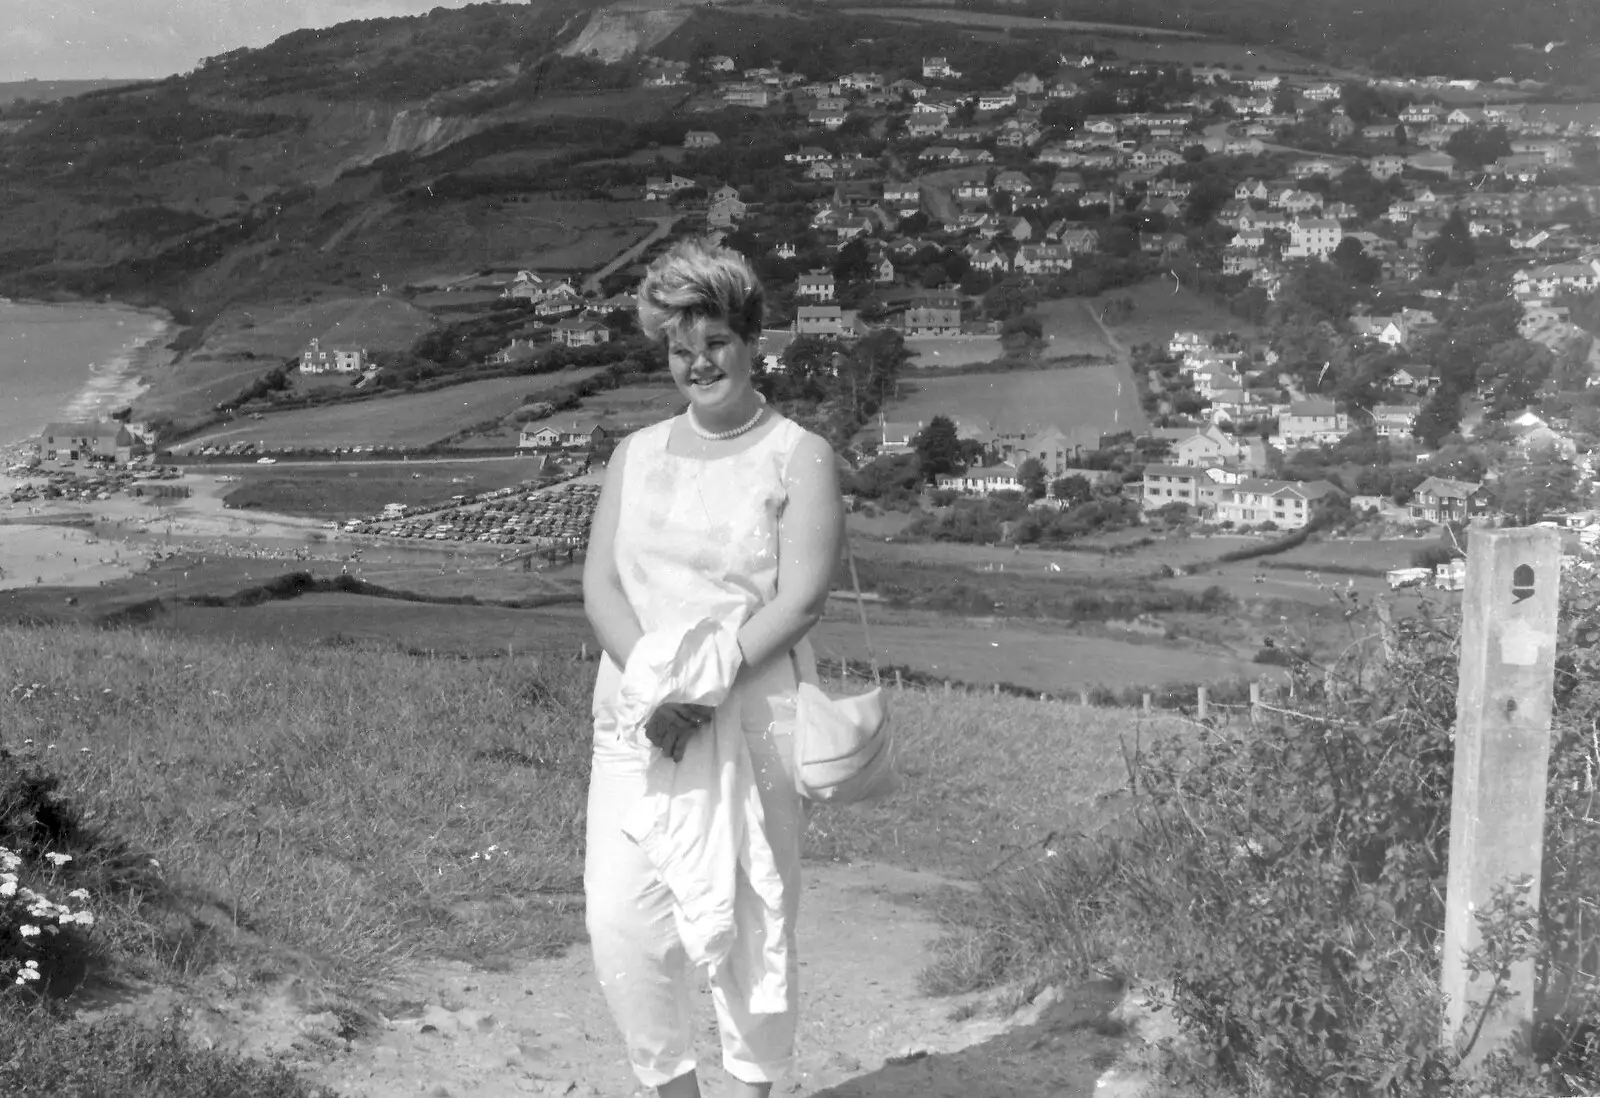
left=0, top=0, right=494, bottom=81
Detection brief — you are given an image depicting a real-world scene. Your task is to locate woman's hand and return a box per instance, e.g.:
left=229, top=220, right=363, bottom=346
left=645, top=702, right=716, bottom=762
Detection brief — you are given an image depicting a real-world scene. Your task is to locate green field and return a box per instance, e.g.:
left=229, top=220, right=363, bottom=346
left=176, top=368, right=608, bottom=451
left=1091, top=280, right=1262, bottom=353
left=905, top=334, right=1005, bottom=367
left=888, top=362, right=1147, bottom=436
left=221, top=458, right=559, bottom=521
left=1034, top=298, right=1120, bottom=360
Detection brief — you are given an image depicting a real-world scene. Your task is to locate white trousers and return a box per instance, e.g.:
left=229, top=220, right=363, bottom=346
left=585, top=697, right=803, bottom=1088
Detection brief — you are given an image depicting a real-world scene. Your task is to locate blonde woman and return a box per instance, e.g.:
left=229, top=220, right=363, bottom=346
left=582, top=239, right=844, bottom=1098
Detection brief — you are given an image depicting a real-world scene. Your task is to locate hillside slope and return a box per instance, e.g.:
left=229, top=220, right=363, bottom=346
left=560, top=3, right=696, bottom=62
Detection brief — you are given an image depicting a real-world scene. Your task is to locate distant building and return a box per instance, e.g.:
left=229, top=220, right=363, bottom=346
left=1279, top=398, right=1350, bottom=447
left=552, top=317, right=610, bottom=347
left=1408, top=477, right=1490, bottom=524
left=1214, top=478, right=1341, bottom=529
left=299, top=337, right=365, bottom=374
left=683, top=130, right=721, bottom=148
left=39, top=421, right=136, bottom=464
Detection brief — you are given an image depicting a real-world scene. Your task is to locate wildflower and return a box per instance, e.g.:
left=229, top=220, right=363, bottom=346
left=69, top=911, right=95, bottom=927
left=67, top=888, right=90, bottom=901
left=0, top=880, right=15, bottom=899
left=147, top=858, right=160, bottom=869
left=43, top=852, right=71, bottom=867
left=18, top=925, right=40, bottom=938
left=15, top=962, right=40, bottom=985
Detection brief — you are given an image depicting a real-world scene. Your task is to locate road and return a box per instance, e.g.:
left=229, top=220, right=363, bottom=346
left=583, top=215, right=676, bottom=293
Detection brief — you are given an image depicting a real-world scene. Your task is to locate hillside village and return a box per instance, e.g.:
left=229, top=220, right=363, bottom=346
left=45, top=28, right=1600, bottom=548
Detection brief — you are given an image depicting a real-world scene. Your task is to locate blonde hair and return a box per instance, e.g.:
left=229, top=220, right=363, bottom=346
left=637, top=238, right=765, bottom=344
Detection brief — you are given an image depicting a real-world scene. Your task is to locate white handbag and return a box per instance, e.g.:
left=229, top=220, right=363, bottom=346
left=793, top=539, right=898, bottom=805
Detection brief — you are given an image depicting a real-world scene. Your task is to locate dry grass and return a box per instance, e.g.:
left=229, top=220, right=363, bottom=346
left=1090, top=281, right=1261, bottom=354
left=905, top=335, right=1004, bottom=368
left=0, top=627, right=594, bottom=980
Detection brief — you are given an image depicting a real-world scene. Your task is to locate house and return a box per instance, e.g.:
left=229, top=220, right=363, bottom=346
left=1406, top=151, right=1457, bottom=177
left=1279, top=397, right=1350, bottom=447
left=299, top=337, right=365, bottom=374
left=1408, top=477, right=1490, bottom=524
left=903, top=303, right=962, bottom=337
left=1285, top=217, right=1343, bottom=260
left=533, top=284, right=586, bottom=319
left=966, top=249, right=1010, bottom=273
left=883, top=182, right=921, bottom=208
left=797, top=271, right=836, bottom=301
left=1142, top=464, right=1231, bottom=514
left=1152, top=425, right=1246, bottom=468
left=1215, top=479, right=1341, bottom=530
left=1009, top=72, right=1045, bottom=96
left=796, top=305, right=846, bottom=336
left=1004, top=425, right=1103, bottom=477
left=809, top=109, right=847, bottom=130
left=518, top=425, right=563, bottom=450
left=994, top=170, right=1033, bottom=194
left=722, top=84, right=770, bottom=108
left=922, top=56, right=959, bottom=79
left=784, top=146, right=831, bottom=164
left=1167, top=331, right=1210, bottom=359
left=1009, top=218, right=1034, bottom=242
left=891, top=79, right=928, bottom=100
left=1513, top=261, right=1600, bottom=301
left=552, top=317, right=610, bottom=347
left=39, top=421, right=136, bottom=464
left=1013, top=244, right=1073, bottom=275
left=1235, top=179, right=1270, bottom=202
left=756, top=329, right=796, bottom=373
left=977, top=91, right=1017, bottom=112
left=1370, top=403, right=1419, bottom=438
left=938, top=463, right=1020, bottom=496
left=683, top=130, right=721, bottom=149
left=1272, top=189, right=1323, bottom=215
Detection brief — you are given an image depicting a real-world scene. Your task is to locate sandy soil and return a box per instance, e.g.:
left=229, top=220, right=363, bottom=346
left=77, top=861, right=1140, bottom=1098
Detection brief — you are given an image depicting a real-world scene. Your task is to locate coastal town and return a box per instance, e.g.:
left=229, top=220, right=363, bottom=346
left=7, top=34, right=1598, bottom=580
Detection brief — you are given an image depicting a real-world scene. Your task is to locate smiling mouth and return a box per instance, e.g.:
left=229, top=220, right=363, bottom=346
left=689, top=373, right=726, bottom=388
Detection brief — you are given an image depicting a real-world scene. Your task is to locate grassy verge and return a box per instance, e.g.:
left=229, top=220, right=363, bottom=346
left=0, top=620, right=1185, bottom=1092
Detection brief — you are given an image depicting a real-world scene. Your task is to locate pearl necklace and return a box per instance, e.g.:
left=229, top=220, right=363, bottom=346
left=688, top=394, right=767, bottom=441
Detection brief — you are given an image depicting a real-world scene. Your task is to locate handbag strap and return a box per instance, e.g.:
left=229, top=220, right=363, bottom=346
left=842, top=536, right=880, bottom=685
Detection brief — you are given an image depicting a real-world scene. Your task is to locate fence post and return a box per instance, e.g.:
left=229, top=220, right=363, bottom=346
left=1441, top=527, right=1559, bottom=1068
left=580, top=642, right=588, bottom=662
left=1249, top=681, right=1261, bottom=721
left=894, top=669, right=903, bottom=689
left=1141, top=692, right=1151, bottom=714
left=1197, top=686, right=1209, bottom=720
left=1078, top=689, right=1089, bottom=707
left=1376, top=597, right=1396, bottom=665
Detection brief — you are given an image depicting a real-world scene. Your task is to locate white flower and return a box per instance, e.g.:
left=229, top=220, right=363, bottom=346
left=70, top=911, right=95, bottom=927
left=67, top=888, right=90, bottom=901
left=43, top=852, right=71, bottom=867
left=0, top=879, right=15, bottom=899
left=18, top=925, right=40, bottom=938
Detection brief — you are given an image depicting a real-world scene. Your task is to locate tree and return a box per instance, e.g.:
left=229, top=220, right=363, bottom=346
left=1393, top=123, right=1408, bottom=147
left=1017, top=458, right=1047, bottom=500
left=1051, top=474, right=1093, bottom=504
left=1445, top=124, right=1512, bottom=170
left=1271, top=84, right=1298, bottom=116
left=1495, top=452, right=1579, bottom=526
left=832, top=237, right=873, bottom=285
left=1425, top=208, right=1476, bottom=273
left=1411, top=388, right=1462, bottom=448
left=913, top=415, right=961, bottom=482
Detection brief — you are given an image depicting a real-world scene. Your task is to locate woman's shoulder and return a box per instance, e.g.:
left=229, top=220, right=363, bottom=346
left=768, top=415, right=838, bottom=483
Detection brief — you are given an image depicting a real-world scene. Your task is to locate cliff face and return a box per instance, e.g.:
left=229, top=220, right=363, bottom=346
left=559, top=6, right=691, bottom=63
left=379, top=110, right=487, bottom=160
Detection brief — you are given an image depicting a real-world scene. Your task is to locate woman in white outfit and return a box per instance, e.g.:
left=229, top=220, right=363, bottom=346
left=582, top=239, right=844, bottom=1098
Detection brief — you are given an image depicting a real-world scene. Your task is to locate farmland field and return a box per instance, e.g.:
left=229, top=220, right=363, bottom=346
left=905, top=334, right=1004, bottom=367
left=176, top=368, right=608, bottom=452
left=887, top=362, right=1147, bottom=435
left=841, top=6, right=1207, bottom=37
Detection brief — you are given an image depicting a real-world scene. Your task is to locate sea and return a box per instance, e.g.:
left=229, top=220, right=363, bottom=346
left=0, top=299, right=173, bottom=452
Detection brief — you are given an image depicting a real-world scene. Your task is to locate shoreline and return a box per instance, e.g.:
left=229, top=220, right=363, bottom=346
left=1, top=299, right=183, bottom=456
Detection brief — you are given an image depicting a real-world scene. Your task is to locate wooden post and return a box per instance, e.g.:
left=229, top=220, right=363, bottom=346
left=1079, top=689, right=1089, bottom=707
left=1442, top=528, right=1559, bottom=1067
left=1249, top=681, right=1261, bottom=721
left=580, top=642, right=588, bottom=662
left=992, top=683, right=1000, bottom=697
left=1141, top=692, right=1151, bottom=714
left=894, top=669, right=903, bottom=689
left=1375, top=598, right=1396, bottom=665
left=1197, top=686, right=1209, bottom=720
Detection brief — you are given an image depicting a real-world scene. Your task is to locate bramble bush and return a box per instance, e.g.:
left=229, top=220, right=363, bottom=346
left=949, top=568, right=1600, bottom=1095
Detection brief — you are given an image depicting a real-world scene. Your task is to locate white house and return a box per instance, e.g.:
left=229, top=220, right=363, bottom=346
left=299, top=338, right=365, bottom=374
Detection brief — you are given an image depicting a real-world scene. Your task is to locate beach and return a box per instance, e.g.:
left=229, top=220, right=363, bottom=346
left=0, top=299, right=177, bottom=451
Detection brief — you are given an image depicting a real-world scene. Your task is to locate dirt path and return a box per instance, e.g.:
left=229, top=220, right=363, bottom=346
left=308, top=860, right=1126, bottom=1097
left=84, top=861, right=1127, bottom=1098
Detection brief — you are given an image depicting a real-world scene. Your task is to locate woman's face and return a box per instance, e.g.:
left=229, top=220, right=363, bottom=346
left=666, top=318, right=757, bottom=418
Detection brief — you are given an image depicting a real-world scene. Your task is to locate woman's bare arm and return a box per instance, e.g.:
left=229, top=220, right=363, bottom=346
left=582, top=434, right=645, bottom=669
left=736, top=431, right=845, bottom=670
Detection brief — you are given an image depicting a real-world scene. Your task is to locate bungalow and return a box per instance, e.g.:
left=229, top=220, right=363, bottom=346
left=922, top=56, right=960, bottom=79
left=883, top=182, right=921, bottom=207
left=1009, top=72, right=1045, bottom=95
left=1406, top=151, right=1457, bottom=177
left=1408, top=477, right=1490, bottom=524
left=809, top=109, right=848, bottom=130
left=518, top=425, right=563, bottom=450
left=938, top=462, right=1020, bottom=496
left=977, top=91, right=1017, bottom=112
left=783, top=146, right=831, bottom=164
left=1272, top=189, right=1323, bottom=214
left=1513, top=261, right=1600, bottom=300
left=1215, top=478, right=1340, bottom=530
left=722, top=83, right=770, bottom=108
left=552, top=317, right=610, bottom=347
left=905, top=114, right=949, bottom=138
left=966, top=249, right=1010, bottom=273
left=1279, top=397, right=1350, bottom=447
left=757, top=329, right=797, bottom=373
left=683, top=130, right=721, bottom=148
left=994, top=170, right=1033, bottom=194
left=1235, top=179, right=1270, bottom=202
